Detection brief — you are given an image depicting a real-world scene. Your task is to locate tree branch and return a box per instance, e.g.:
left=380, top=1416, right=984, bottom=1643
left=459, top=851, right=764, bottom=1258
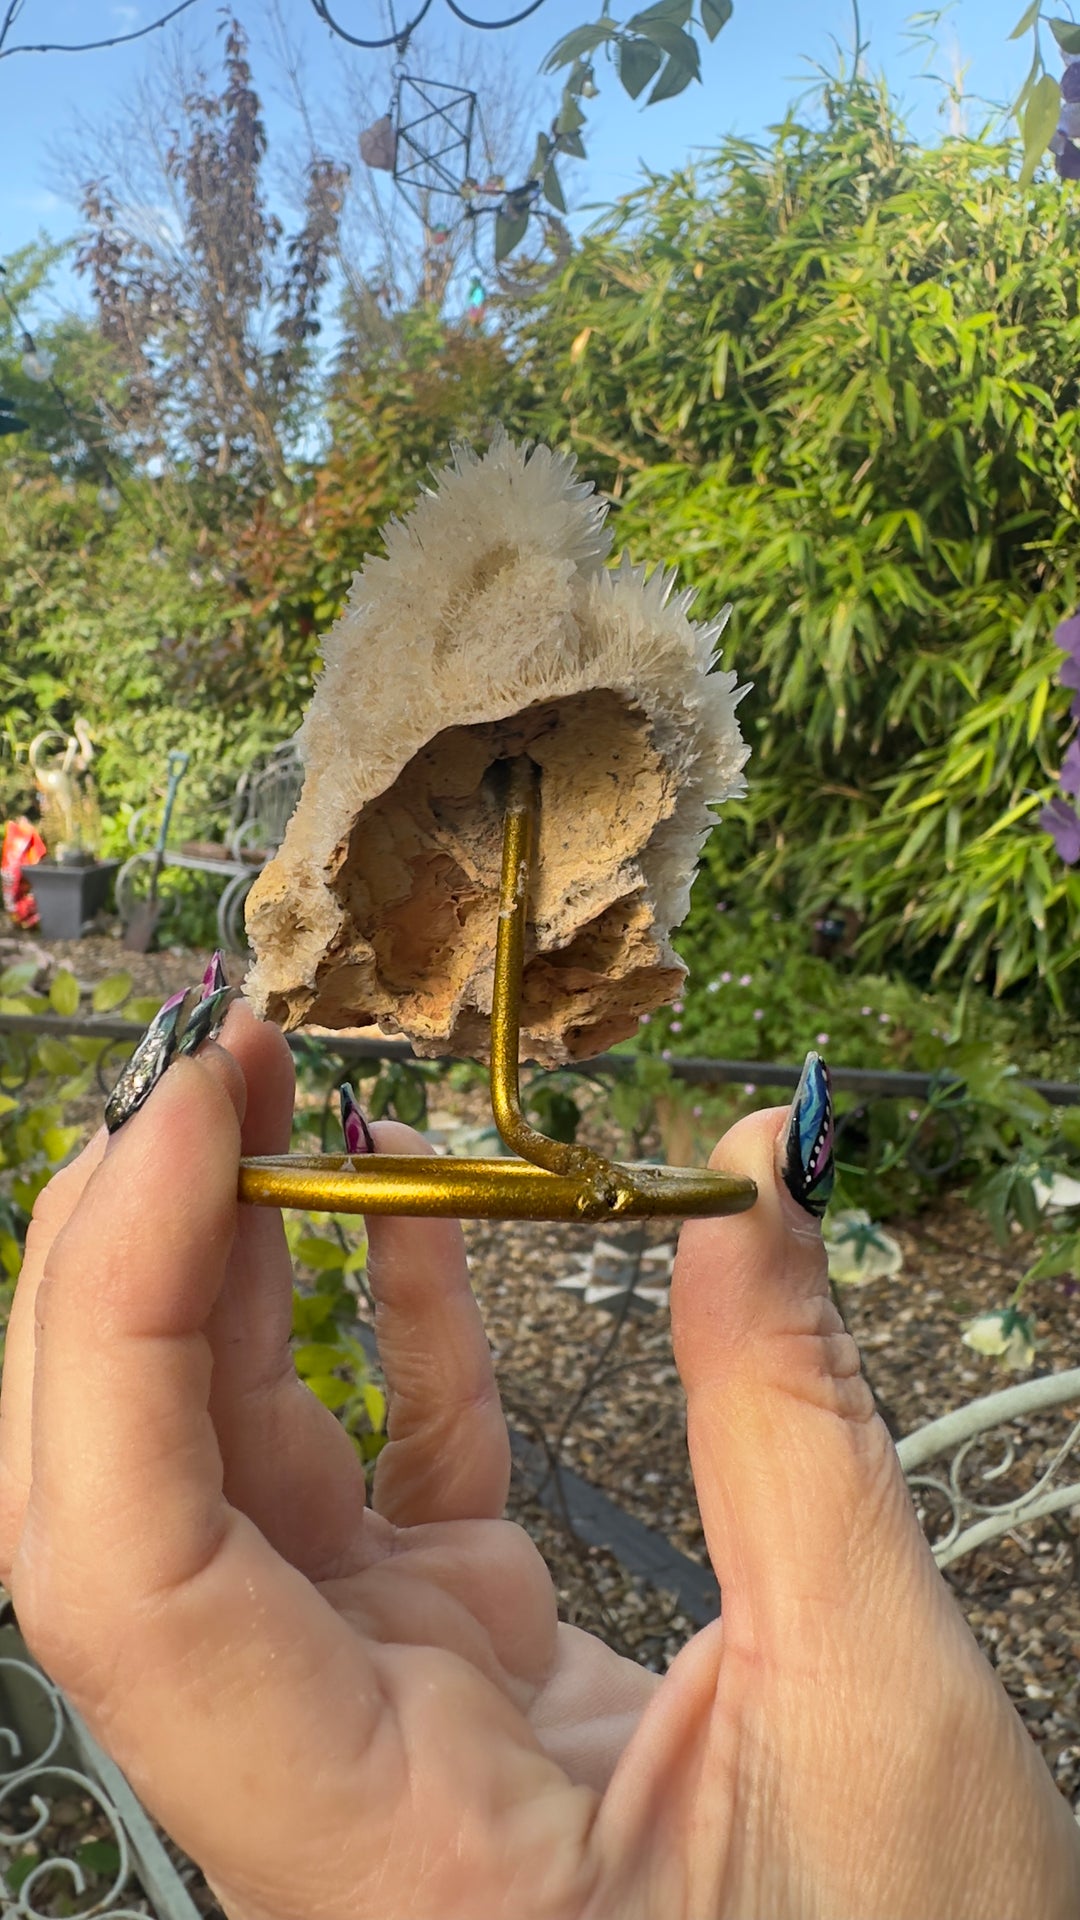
left=0, top=3, right=26, bottom=57
left=0, top=0, right=205, bottom=61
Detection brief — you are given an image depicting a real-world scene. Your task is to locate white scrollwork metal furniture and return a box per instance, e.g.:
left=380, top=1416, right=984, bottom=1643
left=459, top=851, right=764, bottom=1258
left=897, top=1366, right=1080, bottom=1570
left=116, top=746, right=303, bottom=954
left=0, top=1614, right=201, bottom=1919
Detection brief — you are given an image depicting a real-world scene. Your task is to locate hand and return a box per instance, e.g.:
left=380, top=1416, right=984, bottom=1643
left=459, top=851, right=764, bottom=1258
left=0, top=1002, right=1077, bottom=1920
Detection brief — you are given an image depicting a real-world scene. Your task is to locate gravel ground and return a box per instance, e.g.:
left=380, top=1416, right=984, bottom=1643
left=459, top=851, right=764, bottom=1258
left=0, top=928, right=243, bottom=1004
left=2, top=928, right=1079, bottom=1909
left=460, top=1201, right=1080, bottom=1812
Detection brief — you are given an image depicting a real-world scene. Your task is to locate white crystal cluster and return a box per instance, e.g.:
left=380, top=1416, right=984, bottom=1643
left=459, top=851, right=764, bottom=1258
left=245, top=434, right=751, bottom=1065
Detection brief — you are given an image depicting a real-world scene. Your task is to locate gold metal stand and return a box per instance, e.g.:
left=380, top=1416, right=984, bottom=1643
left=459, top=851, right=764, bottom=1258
left=238, top=758, right=757, bottom=1223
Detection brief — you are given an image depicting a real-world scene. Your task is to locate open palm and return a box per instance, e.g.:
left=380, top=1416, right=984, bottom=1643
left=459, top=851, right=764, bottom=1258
left=0, top=1005, right=1077, bottom=1920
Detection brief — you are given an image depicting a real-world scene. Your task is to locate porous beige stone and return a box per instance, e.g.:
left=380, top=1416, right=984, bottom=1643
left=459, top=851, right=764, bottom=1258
left=245, top=435, right=750, bottom=1066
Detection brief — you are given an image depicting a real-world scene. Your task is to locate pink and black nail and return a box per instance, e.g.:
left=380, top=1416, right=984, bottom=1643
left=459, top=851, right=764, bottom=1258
left=104, top=976, right=241, bottom=1134
left=339, top=1082, right=375, bottom=1155
left=200, top=949, right=229, bottom=995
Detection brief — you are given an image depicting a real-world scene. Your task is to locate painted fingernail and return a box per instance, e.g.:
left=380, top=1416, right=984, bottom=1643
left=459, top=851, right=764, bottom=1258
left=104, top=986, right=199, bottom=1134
left=200, top=950, right=229, bottom=996
left=781, top=1050, right=835, bottom=1219
left=174, top=984, right=242, bottom=1057
left=103, top=984, right=242, bottom=1134
left=339, top=1082, right=376, bottom=1155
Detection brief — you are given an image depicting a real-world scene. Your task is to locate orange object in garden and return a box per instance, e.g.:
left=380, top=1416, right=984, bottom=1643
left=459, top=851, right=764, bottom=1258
left=1, top=817, right=46, bottom=928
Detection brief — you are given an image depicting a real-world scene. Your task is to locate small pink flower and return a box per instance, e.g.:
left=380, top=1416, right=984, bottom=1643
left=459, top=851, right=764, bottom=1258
left=721, top=970, right=732, bottom=984
left=739, top=973, right=752, bottom=986
left=860, top=1006, right=872, bottom=1017
left=907, top=1108, right=920, bottom=1122
left=879, top=1013, right=890, bottom=1025
left=753, top=1008, right=764, bottom=1020
left=743, top=1082, right=757, bottom=1094
left=672, top=1000, right=684, bottom=1014
left=671, top=1020, right=683, bottom=1032
left=639, top=1012, right=651, bottom=1024
left=816, top=1032, right=829, bottom=1046
left=692, top=1105, right=703, bottom=1119
left=716, top=901, right=727, bottom=912
left=661, top=1048, right=673, bottom=1061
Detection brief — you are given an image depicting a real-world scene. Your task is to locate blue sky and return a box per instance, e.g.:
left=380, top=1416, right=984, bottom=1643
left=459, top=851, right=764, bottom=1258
left=0, top=0, right=1035, bottom=321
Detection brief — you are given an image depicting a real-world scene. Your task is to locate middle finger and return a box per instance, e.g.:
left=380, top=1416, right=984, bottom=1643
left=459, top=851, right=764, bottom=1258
left=366, top=1122, right=511, bottom=1528
left=203, top=1005, right=372, bottom=1581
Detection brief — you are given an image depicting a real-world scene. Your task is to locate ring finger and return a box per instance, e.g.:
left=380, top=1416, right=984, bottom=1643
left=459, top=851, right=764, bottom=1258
left=365, top=1122, right=511, bottom=1528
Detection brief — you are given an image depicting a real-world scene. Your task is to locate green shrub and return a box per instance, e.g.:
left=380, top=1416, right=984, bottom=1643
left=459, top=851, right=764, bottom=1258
left=519, top=80, right=1080, bottom=1013
left=0, top=469, right=286, bottom=829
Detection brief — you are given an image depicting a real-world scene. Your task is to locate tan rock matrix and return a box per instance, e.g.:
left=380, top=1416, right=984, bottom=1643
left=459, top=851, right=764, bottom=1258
left=245, top=435, right=750, bottom=1066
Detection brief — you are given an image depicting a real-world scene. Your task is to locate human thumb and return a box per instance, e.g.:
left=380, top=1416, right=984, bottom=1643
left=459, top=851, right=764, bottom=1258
left=667, top=1060, right=1080, bottom=1919
left=670, top=1053, right=930, bottom=1662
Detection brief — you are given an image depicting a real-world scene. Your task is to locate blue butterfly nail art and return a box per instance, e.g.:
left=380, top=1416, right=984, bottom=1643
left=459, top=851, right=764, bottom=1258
left=782, top=1050, right=835, bottom=1219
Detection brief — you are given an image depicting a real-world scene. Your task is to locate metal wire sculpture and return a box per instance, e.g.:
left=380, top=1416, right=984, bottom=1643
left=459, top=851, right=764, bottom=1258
left=391, top=72, right=478, bottom=223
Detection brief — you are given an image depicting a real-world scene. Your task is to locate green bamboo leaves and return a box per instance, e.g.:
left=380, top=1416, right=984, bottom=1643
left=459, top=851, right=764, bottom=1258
left=518, top=84, right=1080, bottom=1012
left=1020, top=72, right=1062, bottom=185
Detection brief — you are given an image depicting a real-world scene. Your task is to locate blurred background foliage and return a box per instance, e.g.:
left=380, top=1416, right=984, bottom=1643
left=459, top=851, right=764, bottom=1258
left=3, top=62, right=1080, bottom=1055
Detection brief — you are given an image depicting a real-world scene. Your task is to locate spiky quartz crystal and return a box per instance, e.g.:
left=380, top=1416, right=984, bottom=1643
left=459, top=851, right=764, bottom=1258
left=245, top=435, right=751, bottom=1066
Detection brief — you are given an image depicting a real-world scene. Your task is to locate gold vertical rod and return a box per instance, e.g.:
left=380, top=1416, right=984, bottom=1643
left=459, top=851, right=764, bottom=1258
left=488, top=756, right=579, bottom=1174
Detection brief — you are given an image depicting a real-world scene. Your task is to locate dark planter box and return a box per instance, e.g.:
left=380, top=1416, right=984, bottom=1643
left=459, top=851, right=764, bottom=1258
left=30, top=859, right=120, bottom=940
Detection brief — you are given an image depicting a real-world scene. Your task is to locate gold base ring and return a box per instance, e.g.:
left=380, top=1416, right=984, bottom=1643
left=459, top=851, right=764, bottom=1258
left=238, top=1154, right=757, bottom=1222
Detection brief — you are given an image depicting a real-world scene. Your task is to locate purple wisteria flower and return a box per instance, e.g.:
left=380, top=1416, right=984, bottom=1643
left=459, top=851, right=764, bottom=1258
left=1062, top=735, right=1080, bottom=798
left=1040, top=795, right=1080, bottom=865
left=1042, top=612, right=1080, bottom=863
left=1055, top=613, right=1080, bottom=675
left=1057, top=651, right=1080, bottom=702
left=1056, top=59, right=1080, bottom=177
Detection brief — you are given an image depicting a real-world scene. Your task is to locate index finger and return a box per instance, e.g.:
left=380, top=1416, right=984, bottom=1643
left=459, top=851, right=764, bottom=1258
left=18, top=1048, right=244, bottom=1618
left=7, top=1048, right=591, bottom=1919
left=11, top=1052, right=385, bottom=1760
left=0, top=1127, right=107, bottom=1576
